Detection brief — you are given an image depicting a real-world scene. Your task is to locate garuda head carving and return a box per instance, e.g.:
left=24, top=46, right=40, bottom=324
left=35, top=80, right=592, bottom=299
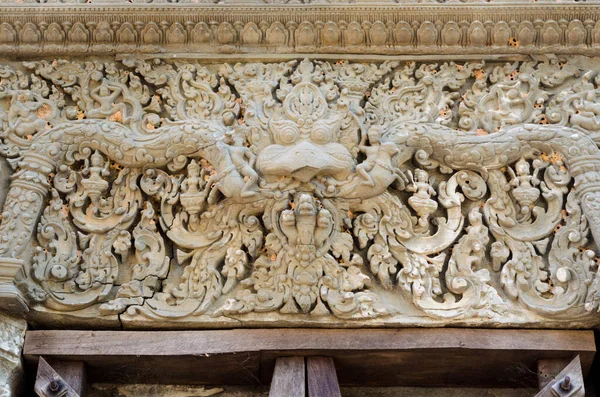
left=256, top=61, right=356, bottom=183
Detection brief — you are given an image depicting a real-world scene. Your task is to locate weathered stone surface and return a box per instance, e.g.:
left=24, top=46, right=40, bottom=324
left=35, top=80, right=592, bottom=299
left=0, top=313, right=26, bottom=397
left=0, top=3, right=598, bottom=56
left=0, top=57, right=600, bottom=328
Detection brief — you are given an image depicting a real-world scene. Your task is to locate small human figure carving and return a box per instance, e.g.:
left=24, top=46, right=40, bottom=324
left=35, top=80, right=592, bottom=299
left=407, top=169, right=438, bottom=230
left=508, top=158, right=540, bottom=220
left=87, top=82, right=127, bottom=121
left=356, top=127, right=399, bottom=186
left=7, top=92, right=47, bottom=138
left=493, top=85, right=526, bottom=127
left=572, top=91, right=600, bottom=131
left=81, top=150, right=110, bottom=207
left=225, top=133, right=259, bottom=197
left=180, top=160, right=210, bottom=218
left=181, top=160, right=204, bottom=195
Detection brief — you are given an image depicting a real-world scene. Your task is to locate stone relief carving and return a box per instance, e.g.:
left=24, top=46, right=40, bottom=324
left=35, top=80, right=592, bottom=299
left=0, top=314, right=26, bottom=397
left=1, top=57, right=600, bottom=328
left=0, top=5, right=598, bottom=56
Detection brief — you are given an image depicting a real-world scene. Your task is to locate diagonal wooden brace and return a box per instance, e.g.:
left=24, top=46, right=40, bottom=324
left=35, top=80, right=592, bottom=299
left=34, top=357, right=86, bottom=397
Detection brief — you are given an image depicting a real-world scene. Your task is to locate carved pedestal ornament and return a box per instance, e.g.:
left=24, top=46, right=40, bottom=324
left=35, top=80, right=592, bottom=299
left=0, top=56, right=599, bottom=329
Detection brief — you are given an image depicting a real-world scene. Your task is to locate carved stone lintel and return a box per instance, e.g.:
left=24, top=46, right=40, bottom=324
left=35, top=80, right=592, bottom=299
left=0, top=57, right=600, bottom=328
left=0, top=313, right=26, bottom=397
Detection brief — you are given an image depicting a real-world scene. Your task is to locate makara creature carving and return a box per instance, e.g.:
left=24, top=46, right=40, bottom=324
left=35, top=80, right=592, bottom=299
left=1, top=57, right=600, bottom=328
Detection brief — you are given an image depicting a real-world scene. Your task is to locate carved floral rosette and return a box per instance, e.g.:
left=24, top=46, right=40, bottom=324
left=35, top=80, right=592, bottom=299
left=1, top=56, right=600, bottom=328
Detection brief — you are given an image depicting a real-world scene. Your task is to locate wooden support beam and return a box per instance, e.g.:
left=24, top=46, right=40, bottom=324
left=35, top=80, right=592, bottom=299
left=307, top=357, right=341, bottom=397
left=269, top=357, right=305, bottom=397
left=535, top=356, right=585, bottom=397
left=23, top=329, right=596, bottom=388
left=34, top=357, right=81, bottom=397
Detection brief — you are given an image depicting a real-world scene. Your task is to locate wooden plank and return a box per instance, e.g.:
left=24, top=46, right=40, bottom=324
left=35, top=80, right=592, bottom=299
left=535, top=356, right=585, bottom=397
left=537, top=358, right=572, bottom=390
left=269, top=357, right=305, bottom=397
left=23, top=329, right=596, bottom=388
left=34, top=357, right=80, bottom=397
left=24, top=329, right=596, bottom=356
left=307, top=357, right=341, bottom=397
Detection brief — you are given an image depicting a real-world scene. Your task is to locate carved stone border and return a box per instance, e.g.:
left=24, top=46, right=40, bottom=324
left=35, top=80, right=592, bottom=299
left=0, top=4, right=599, bottom=56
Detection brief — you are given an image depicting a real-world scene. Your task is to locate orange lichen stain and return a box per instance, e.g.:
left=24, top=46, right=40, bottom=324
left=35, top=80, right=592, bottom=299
left=508, top=71, right=519, bottom=81
left=550, top=152, right=563, bottom=164
left=270, top=254, right=277, bottom=261
left=561, top=209, right=568, bottom=220
left=508, top=37, right=520, bottom=47
left=347, top=210, right=355, bottom=219
left=540, top=153, right=550, bottom=162
left=109, top=110, right=123, bottom=123
left=473, top=69, right=485, bottom=80
left=290, top=201, right=296, bottom=210
left=36, top=103, right=52, bottom=119
left=26, top=135, right=33, bottom=141
left=476, top=129, right=488, bottom=136
left=500, top=166, right=507, bottom=172
left=553, top=224, right=562, bottom=234
left=456, top=65, right=463, bottom=71
left=51, top=59, right=58, bottom=67
left=76, top=108, right=85, bottom=120
left=146, top=123, right=155, bottom=130
left=110, top=163, right=123, bottom=172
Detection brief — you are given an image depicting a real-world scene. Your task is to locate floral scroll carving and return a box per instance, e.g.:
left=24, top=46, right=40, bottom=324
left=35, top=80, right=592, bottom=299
left=2, top=57, right=600, bottom=328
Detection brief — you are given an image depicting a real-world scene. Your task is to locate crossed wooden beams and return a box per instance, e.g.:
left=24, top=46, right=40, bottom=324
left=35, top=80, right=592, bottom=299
left=25, top=329, right=594, bottom=397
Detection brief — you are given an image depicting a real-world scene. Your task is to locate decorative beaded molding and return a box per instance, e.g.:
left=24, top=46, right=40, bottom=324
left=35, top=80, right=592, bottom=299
left=2, top=56, right=600, bottom=328
left=0, top=4, right=599, bottom=56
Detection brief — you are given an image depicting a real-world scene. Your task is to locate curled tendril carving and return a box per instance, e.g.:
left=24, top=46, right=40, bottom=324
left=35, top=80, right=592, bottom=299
left=1, top=58, right=600, bottom=328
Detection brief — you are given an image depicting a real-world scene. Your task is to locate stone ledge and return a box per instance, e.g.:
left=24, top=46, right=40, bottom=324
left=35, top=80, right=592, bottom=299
left=0, top=3, right=598, bottom=56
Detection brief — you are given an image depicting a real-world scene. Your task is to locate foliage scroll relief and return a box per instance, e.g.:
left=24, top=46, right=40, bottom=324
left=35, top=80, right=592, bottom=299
left=2, top=57, right=600, bottom=328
